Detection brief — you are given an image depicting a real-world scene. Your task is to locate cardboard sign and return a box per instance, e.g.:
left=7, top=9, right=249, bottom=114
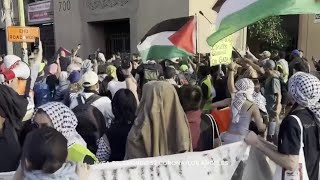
left=28, top=0, right=53, bottom=24
left=7, top=26, right=40, bottom=43
left=210, top=35, right=234, bottom=66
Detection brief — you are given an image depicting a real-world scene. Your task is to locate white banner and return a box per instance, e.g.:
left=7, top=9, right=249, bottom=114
left=28, top=0, right=53, bottom=24
left=0, top=142, right=276, bottom=180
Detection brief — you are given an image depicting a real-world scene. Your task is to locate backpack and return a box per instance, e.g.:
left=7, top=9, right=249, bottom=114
left=199, top=114, right=222, bottom=150
left=72, top=94, right=106, bottom=154
left=272, top=77, right=288, bottom=105
left=143, top=68, right=159, bottom=84
left=34, top=78, right=51, bottom=107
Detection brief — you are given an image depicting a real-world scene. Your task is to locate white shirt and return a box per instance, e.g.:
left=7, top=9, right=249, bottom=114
left=107, top=80, right=127, bottom=98
left=69, top=92, right=114, bottom=127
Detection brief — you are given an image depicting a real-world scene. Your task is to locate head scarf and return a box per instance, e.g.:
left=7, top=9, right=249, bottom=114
left=253, top=92, right=267, bottom=113
left=179, top=64, right=189, bottom=72
left=289, top=72, right=320, bottom=123
left=125, top=81, right=192, bottom=159
left=32, top=102, right=86, bottom=147
left=81, top=60, right=93, bottom=75
left=68, top=70, right=81, bottom=84
left=98, top=53, right=106, bottom=63
left=232, top=78, right=255, bottom=123
left=0, top=85, right=28, bottom=130
left=67, top=63, right=81, bottom=74
left=59, top=71, right=68, bottom=82
left=106, top=65, right=117, bottom=79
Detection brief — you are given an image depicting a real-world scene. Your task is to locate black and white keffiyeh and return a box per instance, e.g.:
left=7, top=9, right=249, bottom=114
left=32, top=102, right=87, bottom=147
left=289, top=72, right=320, bottom=123
left=96, top=135, right=111, bottom=162
left=253, top=92, right=267, bottom=113
left=232, top=78, right=255, bottom=123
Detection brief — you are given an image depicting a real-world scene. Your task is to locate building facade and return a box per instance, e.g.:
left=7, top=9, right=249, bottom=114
left=53, top=0, right=222, bottom=58
left=3, top=0, right=320, bottom=64
left=299, top=14, right=320, bottom=66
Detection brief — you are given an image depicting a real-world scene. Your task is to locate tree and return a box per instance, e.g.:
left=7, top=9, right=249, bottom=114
left=248, top=16, right=290, bottom=52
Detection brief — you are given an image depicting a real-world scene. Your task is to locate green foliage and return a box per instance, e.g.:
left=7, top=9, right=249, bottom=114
left=248, top=16, right=290, bottom=49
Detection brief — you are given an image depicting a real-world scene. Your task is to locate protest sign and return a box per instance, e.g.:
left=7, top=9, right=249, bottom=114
left=7, top=26, right=40, bottom=43
left=210, top=35, right=233, bottom=66
left=28, top=0, right=53, bottom=24
left=0, top=142, right=276, bottom=180
left=90, top=141, right=250, bottom=180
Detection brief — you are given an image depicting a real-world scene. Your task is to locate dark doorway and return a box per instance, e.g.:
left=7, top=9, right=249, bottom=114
left=281, top=15, right=299, bottom=51
left=89, top=19, right=130, bottom=58
left=104, top=19, right=130, bottom=57
left=0, top=29, right=7, bottom=55
left=30, top=24, right=55, bottom=60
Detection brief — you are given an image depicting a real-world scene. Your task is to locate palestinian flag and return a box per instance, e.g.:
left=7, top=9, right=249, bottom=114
left=137, top=16, right=196, bottom=61
left=207, top=0, right=320, bottom=46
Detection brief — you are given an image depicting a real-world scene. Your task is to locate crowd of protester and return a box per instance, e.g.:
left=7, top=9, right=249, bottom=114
left=0, top=41, right=319, bottom=180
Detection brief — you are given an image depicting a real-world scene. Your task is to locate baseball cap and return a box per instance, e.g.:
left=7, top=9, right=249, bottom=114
left=82, top=71, right=98, bottom=87
left=259, top=51, right=271, bottom=58
left=68, top=70, right=81, bottom=84
left=291, top=49, right=300, bottom=56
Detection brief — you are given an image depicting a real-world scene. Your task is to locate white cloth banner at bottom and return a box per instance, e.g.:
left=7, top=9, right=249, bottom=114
left=0, top=142, right=276, bottom=180
left=89, top=142, right=250, bottom=180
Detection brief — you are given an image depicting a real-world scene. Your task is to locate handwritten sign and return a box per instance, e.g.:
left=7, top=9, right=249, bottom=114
left=7, top=26, right=40, bottom=43
left=210, top=35, right=233, bottom=66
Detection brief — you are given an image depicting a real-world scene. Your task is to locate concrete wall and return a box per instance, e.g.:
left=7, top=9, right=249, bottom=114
left=298, top=14, right=320, bottom=71
left=53, top=0, right=246, bottom=58
left=189, top=0, right=214, bottom=53
left=298, top=15, right=320, bottom=60
left=53, top=0, right=85, bottom=56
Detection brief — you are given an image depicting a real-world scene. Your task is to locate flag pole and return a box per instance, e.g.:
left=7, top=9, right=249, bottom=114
left=195, top=13, right=200, bottom=63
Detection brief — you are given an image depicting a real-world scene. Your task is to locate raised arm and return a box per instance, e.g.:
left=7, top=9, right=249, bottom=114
left=212, top=98, right=232, bottom=110
left=227, top=62, right=237, bottom=95
left=243, top=58, right=265, bottom=74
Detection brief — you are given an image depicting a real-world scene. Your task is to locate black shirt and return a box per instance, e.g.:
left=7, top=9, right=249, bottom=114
left=106, top=124, right=132, bottom=162
left=278, top=109, right=320, bottom=180
left=0, top=123, right=21, bottom=172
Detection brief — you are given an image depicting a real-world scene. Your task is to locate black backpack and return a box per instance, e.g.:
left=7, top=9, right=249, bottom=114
left=272, top=77, right=288, bottom=105
left=73, top=94, right=107, bottom=154
left=199, top=114, right=222, bottom=151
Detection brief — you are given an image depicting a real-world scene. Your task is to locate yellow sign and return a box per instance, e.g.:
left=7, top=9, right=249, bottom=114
left=7, top=26, right=40, bottom=43
left=210, top=35, right=234, bottom=66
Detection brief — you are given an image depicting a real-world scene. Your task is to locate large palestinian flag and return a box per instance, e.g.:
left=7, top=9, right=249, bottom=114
left=207, top=0, right=320, bottom=46
left=137, top=16, right=196, bottom=61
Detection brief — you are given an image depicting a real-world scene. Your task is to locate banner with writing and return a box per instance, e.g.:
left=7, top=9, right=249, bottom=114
left=210, top=35, right=234, bottom=66
left=89, top=142, right=249, bottom=180
left=0, top=142, right=276, bottom=180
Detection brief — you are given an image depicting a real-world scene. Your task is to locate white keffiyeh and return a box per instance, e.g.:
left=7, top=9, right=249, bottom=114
left=232, top=78, right=255, bottom=123
left=32, top=102, right=87, bottom=147
left=253, top=92, right=267, bottom=113
left=289, top=72, right=320, bottom=123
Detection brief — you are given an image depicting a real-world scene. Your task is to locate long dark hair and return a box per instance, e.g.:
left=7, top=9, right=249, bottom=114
left=111, top=89, right=137, bottom=127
